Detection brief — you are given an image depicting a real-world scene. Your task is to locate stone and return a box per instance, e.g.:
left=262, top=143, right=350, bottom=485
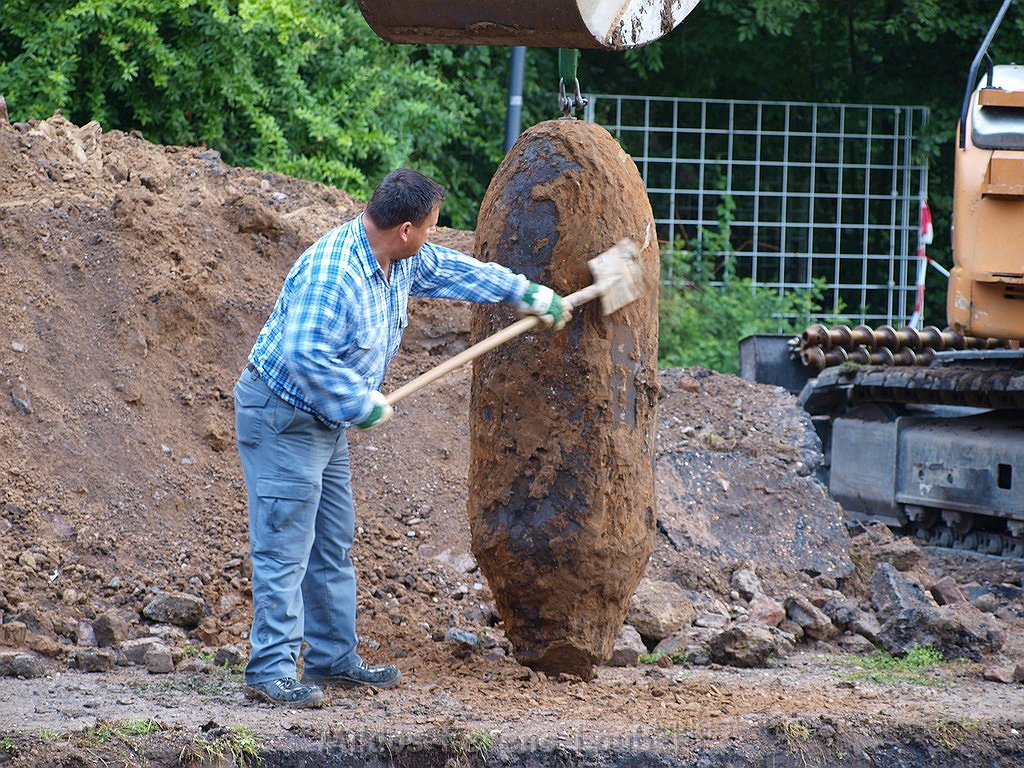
left=75, top=648, right=116, bottom=672
left=784, top=595, right=837, bottom=640
left=849, top=523, right=923, bottom=574
left=930, top=576, right=965, bottom=606
left=468, top=119, right=660, bottom=682
left=0, top=650, right=46, bottom=678
left=142, top=591, right=208, bottom=628
left=607, top=624, right=646, bottom=667
left=653, top=626, right=719, bottom=659
left=626, top=579, right=696, bottom=641
left=214, top=644, right=244, bottom=667
left=748, top=596, right=786, bottom=627
left=119, top=636, right=165, bottom=665
left=26, top=633, right=64, bottom=658
left=707, top=624, right=792, bottom=668
left=432, top=549, right=478, bottom=574
left=731, top=563, right=764, bottom=601
left=144, top=643, right=174, bottom=674
left=92, top=611, right=130, bottom=647
left=1014, top=664, right=1024, bottom=683
left=983, top=665, right=1016, bottom=684
left=870, top=563, right=1003, bottom=660
left=0, top=621, right=28, bottom=646
left=837, top=632, right=876, bottom=654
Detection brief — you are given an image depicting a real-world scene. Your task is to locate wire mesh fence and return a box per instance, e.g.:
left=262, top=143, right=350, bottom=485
left=585, top=94, right=930, bottom=328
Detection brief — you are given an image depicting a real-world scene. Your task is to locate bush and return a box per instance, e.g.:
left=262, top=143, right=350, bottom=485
left=659, top=197, right=829, bottom=373
left=0, top=0, right=469, bottom=198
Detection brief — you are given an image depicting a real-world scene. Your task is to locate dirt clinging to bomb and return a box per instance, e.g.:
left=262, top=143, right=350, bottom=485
left=468, top=119, right=660, bottom=680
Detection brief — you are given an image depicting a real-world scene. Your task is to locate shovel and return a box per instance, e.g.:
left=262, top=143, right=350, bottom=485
left=384, top=239, right=643, bottom=406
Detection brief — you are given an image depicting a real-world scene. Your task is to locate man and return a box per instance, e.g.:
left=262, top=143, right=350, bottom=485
left=235, top=168, right=569, bottom=707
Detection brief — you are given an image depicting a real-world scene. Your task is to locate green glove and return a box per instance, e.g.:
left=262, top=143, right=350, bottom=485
left=516, top=282, right=572, bottom=331
left=356, top=391, right=393, bottom=431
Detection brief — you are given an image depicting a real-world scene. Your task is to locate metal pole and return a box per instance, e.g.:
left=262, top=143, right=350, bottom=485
left=504, top=46, right=526, bottom=152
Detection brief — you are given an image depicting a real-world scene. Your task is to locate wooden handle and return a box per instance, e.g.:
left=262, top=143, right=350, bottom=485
left=384, top=283, right=606, bottom=407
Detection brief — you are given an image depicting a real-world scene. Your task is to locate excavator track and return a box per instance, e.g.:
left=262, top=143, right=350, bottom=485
left=784, top=324, right=1024, bottom=561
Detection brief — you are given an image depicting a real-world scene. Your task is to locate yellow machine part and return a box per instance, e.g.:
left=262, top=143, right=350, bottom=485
left=354, top=0, right=701, bottom=50
left=949, top=66, right=1024, bottom=340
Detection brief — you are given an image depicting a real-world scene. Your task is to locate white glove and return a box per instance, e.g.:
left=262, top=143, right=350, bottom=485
left=355, top=391, right=393, bottom=431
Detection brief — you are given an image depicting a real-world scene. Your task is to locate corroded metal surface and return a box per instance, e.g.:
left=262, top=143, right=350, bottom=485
left=356, top=0, right=700, bottom=50
left=468, top=119, right=660, bottom=680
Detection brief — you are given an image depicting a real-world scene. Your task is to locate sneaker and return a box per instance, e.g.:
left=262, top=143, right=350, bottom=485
left=245, top=677, right=325, bottom=708
left=303, top=660, right=402, bottom=689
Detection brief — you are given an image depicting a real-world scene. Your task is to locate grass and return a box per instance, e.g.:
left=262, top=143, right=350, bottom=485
left=839, top=645, right=946, bottom=686
left=181, top=644, right=217, bottom=664
left=444, top=727, right=495, bottom=763
left=83, top=718, right=163, bottom=745
left=638, top=650, right=689, bottom=666
left=180, top=725, right=262, bottom=768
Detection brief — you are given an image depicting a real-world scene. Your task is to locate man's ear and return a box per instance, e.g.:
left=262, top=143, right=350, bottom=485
left=397, top=221, right=413, bottom=242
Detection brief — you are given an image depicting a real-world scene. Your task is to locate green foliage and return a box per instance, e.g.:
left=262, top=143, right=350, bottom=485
left=0, top=0, right=469, bottom=200
left=180, top=725, right=262, bottom=768
left=841, top=644, right=946, bottom=686
left=659, top=198, right=828, bottom=373
left=81, top=718, right=163, bottom=747
left=638, top=650, right=688, bottom=665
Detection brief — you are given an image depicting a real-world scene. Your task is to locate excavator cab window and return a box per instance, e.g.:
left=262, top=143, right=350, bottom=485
left=972, top=65, right=1024, bottom=150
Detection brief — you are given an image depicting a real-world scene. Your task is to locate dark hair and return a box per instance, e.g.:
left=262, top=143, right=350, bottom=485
left=365, top=169, right=446, bottom=229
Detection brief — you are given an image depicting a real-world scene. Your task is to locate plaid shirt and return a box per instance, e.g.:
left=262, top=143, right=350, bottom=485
left=248, top=214, right=528, bottom=428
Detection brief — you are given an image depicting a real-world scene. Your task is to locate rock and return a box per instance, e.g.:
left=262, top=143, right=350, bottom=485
left=822, top=597, right=881, bottom=642
left=1015, top=664, right=1024, bottom=683
left=983, top=665, right=1016, bottom=684
left=214, top=644, right=244, bottom=667
left=75, top=648, right=116, bottom=672
left=707, top=624, right=792, bottom=668
left=142, top=591, right=208, bottom=628
left=849, top=523, right=923, bottom=574
left=607, top=624, right=646, bottom=667
left=778, top=620, right=804, bottom=641
left=870, top=563, right=1003, bottom=660
left=930, top=576, right=966, bottom=606
left=850, top=612, right=882, bottom=643
left=653, top=626, right=719, bottom=659
left=784, top=595, right=837, bottom=640
left=837, top=632, right=876, bottom=654
left=748, top=596, right=786, bottom=627
left=971, top=592, right=999, bottom=614
left=731, top=563, right=764, bottom=601
left=626, top=579, right=696, bottom=641
left=26, top=633, right=64, bottom=658
left=0, top=621, right=28, bottom=646
left=432, top=549, right=478, bottom=574
left=144, top=643, right=174, bottom=674
left=76, top=621, right=97, bottom=647
left=468, top=119, right=660, bottom=682
left=119, top=636, right=165, bottom=665
left=92, top=611, right=130, bottom=646
left=694, top=611, right=730, bottom=629
left=0, top=650, right=46, bottom=678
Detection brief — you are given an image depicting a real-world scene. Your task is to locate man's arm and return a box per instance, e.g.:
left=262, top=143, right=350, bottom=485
left=281, top=277, right=380, bottom=427
left=411, top=242, right=570, bottom=329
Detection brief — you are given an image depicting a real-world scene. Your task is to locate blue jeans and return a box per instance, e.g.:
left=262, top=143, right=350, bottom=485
left=234, top=368, right=361, bottom=685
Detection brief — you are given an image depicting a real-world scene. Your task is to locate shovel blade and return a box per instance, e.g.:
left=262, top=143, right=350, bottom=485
left=588, top=239, right=643, bottom=315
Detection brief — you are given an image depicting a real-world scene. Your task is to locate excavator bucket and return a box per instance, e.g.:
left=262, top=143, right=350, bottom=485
left=355, top=0, right=701, bottom=50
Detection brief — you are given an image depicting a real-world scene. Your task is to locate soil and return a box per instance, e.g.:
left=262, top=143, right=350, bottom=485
left=0, top=113, right=1022, bottom=768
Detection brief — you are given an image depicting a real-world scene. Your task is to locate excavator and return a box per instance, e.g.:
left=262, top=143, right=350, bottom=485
left=354, top=1, right=701, bottom=120
left=743, top=0, right=1024, bottom=559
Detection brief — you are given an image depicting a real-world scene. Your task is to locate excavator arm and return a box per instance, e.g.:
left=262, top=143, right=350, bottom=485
left=355, top=0, right=701, bottom=50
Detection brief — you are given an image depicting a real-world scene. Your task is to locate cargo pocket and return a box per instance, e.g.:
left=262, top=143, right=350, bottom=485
left=255, top=478, right=314, bottom=536
left=235, top=380, right=272, bottom=448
